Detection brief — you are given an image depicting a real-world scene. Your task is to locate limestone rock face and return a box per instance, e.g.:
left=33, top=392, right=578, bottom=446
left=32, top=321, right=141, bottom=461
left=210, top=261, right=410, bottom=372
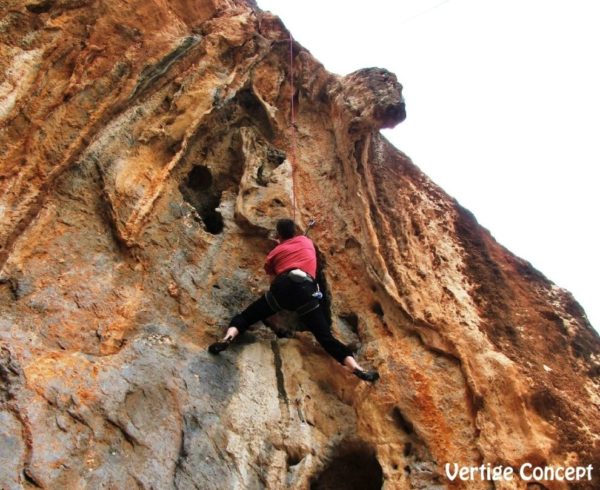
left=0, top=1, right=598, bottom=489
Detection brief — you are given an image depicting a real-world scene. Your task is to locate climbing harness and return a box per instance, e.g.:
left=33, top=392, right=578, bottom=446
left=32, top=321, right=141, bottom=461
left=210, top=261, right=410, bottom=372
left=295, top=298, right=320, bottom=317
left=265, top=289, right=283, bottom=312
left=265, top=268, right=323, bottom=317
left=287, top=268, right=323, bottom=300
left=266, top=288, right=320, bottom=317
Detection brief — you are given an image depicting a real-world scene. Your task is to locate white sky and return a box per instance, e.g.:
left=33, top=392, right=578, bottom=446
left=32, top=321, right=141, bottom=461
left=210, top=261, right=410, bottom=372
left=257, top=0, right=600, bottom=330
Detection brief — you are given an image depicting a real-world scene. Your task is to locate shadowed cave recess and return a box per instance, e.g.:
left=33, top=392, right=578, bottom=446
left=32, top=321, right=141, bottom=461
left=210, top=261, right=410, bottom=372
left=311, top=443, right=383, bottom=490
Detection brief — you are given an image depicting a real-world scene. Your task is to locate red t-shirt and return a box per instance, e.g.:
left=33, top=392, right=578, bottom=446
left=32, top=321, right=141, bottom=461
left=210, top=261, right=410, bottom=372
left=264, top=235, right=317, bottom=278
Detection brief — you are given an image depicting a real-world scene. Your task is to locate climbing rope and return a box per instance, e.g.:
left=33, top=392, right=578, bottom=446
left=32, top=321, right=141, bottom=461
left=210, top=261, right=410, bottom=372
left=288, top=35, right=317, bottom=236
left=288, top=33, right=298, bottom=223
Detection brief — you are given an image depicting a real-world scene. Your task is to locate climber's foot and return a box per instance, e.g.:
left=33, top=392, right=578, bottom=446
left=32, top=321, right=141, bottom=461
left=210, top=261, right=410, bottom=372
left=208, top=338, right=232, bottom=355
left=353, top=368, right=379, bottom=382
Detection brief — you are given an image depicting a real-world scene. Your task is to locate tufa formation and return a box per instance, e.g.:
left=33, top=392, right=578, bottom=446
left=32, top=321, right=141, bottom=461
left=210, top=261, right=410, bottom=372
left=0, top=0, right=598, bottom=488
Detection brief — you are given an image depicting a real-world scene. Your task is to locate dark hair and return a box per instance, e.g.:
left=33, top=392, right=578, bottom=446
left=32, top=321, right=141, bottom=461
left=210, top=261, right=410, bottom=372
left=276, top=219, right=296, bottom=239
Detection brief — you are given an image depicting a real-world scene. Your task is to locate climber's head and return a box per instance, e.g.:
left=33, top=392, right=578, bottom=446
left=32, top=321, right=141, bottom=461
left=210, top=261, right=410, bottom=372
left=276, top=219, right=296, bottom=240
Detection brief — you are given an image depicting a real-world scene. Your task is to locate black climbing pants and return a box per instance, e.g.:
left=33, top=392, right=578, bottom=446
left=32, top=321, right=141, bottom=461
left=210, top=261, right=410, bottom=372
left=229, top=275, right=353, bottom=364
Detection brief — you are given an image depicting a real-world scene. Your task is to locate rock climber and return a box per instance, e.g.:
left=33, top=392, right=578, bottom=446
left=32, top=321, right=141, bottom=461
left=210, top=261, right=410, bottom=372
left=209, top=218, right=379, bottom=382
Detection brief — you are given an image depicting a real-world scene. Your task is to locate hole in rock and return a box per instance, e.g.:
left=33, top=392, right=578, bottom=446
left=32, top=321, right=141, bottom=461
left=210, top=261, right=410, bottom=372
left=179, top=166, right=224, bottom=235
left=311, top=444, right=383, bottom=490
left=187, top=165, right=213, bottom=191
left=344, top=237, right=360, bottom=249
left=257, top=147, right=286, bottom=186
left=411, top=218, right=422, bottom=237
left=257, top=165, right=268, bottom=186
left=202, top=205, right=224, bottom=234
left=287, top=452, right=303, bottom=467
left=340, top=313, right=359, bottom=333
left=267, top=147, right=286, bottom=167
left=392, top=406, right=414, bottom=434
left=22, top=466, right=45, bottom=488
left=26, top=0, right=53, bottom=14
left=371, top=302, right=384, bottom=317
left=236, top=88, right=273, bottom=138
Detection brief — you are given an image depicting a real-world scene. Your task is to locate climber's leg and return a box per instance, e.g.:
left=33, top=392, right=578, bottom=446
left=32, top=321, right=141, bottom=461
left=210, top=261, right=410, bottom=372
left=342, top=352, right=379, bottom=382
left=300, top=307, right=379, bottom=382
left=209, top=295, right=277, bottom=354
left=300, top=307, right=352, bottom=363
left=229, top=295, right=277, bottom=335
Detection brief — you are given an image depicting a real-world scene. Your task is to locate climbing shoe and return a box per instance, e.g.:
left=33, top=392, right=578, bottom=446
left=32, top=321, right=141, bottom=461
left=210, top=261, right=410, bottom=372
left=353, top=368, right=380, bottom=382
left=208, top=338, right=232, bottom=355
